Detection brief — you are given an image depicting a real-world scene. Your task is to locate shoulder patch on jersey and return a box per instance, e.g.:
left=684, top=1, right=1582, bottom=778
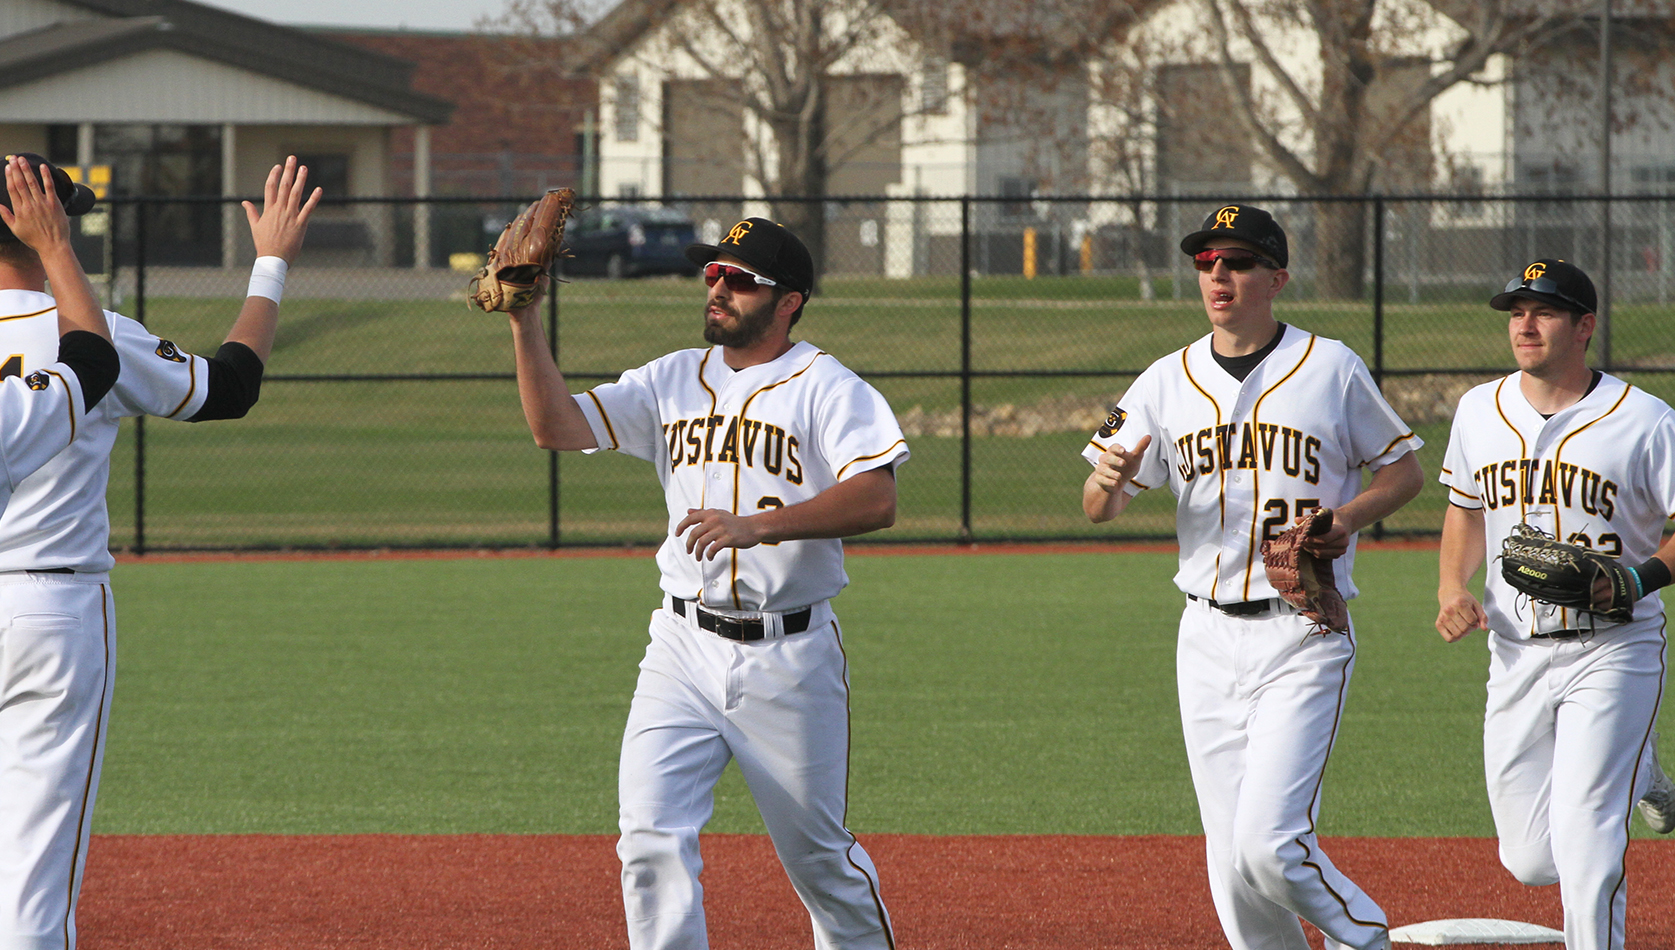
left=154, top=339, right=187, bottom=363
left=23, top=369, right=50, bottom=391
left=1096, top=405, right=1127, bottom=438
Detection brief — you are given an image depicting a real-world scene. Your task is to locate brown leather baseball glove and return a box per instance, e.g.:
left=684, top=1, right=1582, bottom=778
left=1261, top=508, right=1350, bottom=633
left=468, top=187, right=574, bottom=312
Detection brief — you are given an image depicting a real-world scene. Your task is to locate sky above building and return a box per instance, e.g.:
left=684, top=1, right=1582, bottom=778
left=191, top=0, right=518, bottom=32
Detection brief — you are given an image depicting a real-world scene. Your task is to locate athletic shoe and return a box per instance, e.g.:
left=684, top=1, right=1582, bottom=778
left=1639, top=733, right=1675, bottom=835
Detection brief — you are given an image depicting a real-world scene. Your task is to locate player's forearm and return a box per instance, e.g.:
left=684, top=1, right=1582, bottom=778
left=1437, top=504, right=1487, bottom=599
left=222, top=296, right=279, bottom=363
left=1334, top=451, right=1423, bottom=534
left=752, top=468, right=896, bottom=542
left=509, top=310, right=596, bottom=450
left=39, top=245, right=109, bottom=342
left=1082, top=473, right=1132, bottom=523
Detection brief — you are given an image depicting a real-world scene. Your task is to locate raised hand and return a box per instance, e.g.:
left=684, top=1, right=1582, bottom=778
left=244, top=155, right=322, bottom=263
left=0, top=156, right=71, bottom=255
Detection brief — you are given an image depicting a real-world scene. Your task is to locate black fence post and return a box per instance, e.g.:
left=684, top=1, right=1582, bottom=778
left=1372, top=196, right=1385, bottom=390
left=1370, top=196, right=1387, bottom=541
left=133, top=201, right=147, bottom=556
left=959, top=197, right=973, bottom=543
left=547, top=276, right=560, bottom=550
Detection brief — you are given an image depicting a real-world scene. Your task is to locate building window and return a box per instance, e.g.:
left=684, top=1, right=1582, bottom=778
left=615, top=75, right=640, bottom=143
left=294, top=153, right=351, bottom=197
left=998, top=176, right=1035, bottom=218
left=618, top=183, right=640, bottom=198
left=921, top=57, right=948, bottom=114
left=46, top=125, right=78, bottom=165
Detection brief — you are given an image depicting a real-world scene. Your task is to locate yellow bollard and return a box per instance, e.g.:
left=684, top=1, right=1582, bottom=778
left=1080, top=233, right=1094, bottom=275
left=1023, top=227, right=1037, bottom=279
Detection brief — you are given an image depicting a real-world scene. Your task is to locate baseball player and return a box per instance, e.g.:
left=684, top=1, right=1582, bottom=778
left=1436, top=259, right=1675, bottom=950
left=0, top=153, right=319, bottom=949
left=1082, top=205, right=1422, bottom=950
left=505, top=217, right=906, bottom=950
left=0, top=154, right=118, bottom=508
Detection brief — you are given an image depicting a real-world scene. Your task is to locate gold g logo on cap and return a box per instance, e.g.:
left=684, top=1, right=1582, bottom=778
left=1524, top=262, right=1547, bottom=281
left=1214, top=206, right=1240, bottom=229
left=723, top=220, right=753, bottom=245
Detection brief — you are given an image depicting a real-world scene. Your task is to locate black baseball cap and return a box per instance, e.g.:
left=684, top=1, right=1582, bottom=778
left=0, top=153, right=96, bottom=242
left=1179, top=204, right=1288, bottom=268
left=1490, top=259, right=1597, bottom=315
left=685, top=217, right=815, bottom=296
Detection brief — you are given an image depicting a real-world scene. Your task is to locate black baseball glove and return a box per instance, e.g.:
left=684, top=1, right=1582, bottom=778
left=1500, top=522, right=1638, bottom=624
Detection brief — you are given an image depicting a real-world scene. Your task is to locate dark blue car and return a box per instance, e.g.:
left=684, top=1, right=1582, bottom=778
left=561, top=205, right=699, bottom=279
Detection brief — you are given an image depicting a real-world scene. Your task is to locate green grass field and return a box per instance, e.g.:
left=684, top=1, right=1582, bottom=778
left=95, top=549, right=1675, bottom=839
left=109, top=271, right=1675, bottom=550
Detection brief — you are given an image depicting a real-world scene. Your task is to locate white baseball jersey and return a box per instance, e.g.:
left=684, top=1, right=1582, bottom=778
left=1440, top=372, right=1675, bottom=637
left=0, top=290, right=210, bottom=571
left=1083, top=325, right=1421, bottom=602
left=0, top=360, right=88, bottom=511
left=574, top=340, right=908, bottom=612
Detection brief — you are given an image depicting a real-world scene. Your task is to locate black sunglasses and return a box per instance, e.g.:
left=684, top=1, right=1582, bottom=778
left=1502, top=276, right=1591, bottom=314
left=1193, top=248, right=1279, bottom=272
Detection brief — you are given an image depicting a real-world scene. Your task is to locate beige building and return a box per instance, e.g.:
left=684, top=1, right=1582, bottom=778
left=0, top=0, right=451, bottom=267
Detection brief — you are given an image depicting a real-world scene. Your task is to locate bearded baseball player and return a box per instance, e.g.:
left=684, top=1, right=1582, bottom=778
left=1082, top=205, right=1422, bottom=950
left=0, top=153, right=318, bottom=949
left=1436, top=259, right=1675, bottom=950
left=507, top=217, right=904, bottom=950
left=0, top=155, right=119, bottom=508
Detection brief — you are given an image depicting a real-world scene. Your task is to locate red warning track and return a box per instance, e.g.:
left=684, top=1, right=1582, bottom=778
left=79, top=833, right=1673, bottom=949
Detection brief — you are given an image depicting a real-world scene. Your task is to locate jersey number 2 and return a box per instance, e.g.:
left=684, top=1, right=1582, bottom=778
left=1260, top=497, right=1322, bottom=542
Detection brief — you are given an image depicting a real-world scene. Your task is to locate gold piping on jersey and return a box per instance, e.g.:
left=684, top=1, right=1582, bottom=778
left=1448, top=485, right=1481, bottom=502
left=586, top=390, right=620, bottom=450
left=835, top=439, right=906, bottom=481
left=1440, top=465, right=1454, bottom=476
left=1131, top=477, right=1151, bottom=490
left=39, top=369, right=75, bottom=441
left=1367, top=431, right=1417, bottom=466
left=1242, top=332, right=1316, bottom=600
left=1548, top=383, right=1632, bottom=631
left=0, top=305, right=55, bottom=322
left=1180, top=345, right=1228, bottom=601
left=63, top=585, right=111, bottom=948
left=1491, top=378, right=1530, bottom=521
left=694, top=350, right=721, bottom=605
left=832, top=621, right=897, bottom=949
left=729, top=349, right=826, bottom=608
left=162, top=356, right=197, bottom=419
left=1605, top=617, right=1668, bottom=950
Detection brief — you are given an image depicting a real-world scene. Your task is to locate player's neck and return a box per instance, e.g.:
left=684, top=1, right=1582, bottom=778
left=1519, top=360, right=1595, bottom=415
left=721, top=334, right=795, bottom=370
left=0, top=258, right=46, bottom=292
left=1210, top=313, right=1281, bottom=357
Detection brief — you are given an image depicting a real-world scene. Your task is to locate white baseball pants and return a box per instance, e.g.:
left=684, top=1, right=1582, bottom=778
left=1177, top=598, right=1389, bottom=950
left=0, top=574, right=114, bottom=950
left=617, top=602, right=893, bottom=950
left=1483, top=620, right=1666, bottom=950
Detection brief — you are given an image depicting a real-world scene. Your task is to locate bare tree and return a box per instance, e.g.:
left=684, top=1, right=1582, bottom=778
left=1177, top=0, right=1581, bottom=299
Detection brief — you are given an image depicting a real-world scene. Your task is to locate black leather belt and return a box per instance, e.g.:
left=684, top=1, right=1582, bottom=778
left=1530, top=630, right=1584, bottom=640
left=1188, top=594, right=1280, bottom=617
left=671, top=597, right=811, bottom=641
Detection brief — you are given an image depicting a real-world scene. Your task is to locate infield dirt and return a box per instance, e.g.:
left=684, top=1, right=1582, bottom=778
left=81, top=833, right=1673, bottom=948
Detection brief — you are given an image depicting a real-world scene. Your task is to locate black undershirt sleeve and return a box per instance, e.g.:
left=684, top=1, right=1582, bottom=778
left=56, top=330, right=119, bottom=409
left=187, top=341, right=265, bottom=421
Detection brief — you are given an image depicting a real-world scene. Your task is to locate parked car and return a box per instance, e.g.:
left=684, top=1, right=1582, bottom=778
left=560, top=205, right=699, bottom=278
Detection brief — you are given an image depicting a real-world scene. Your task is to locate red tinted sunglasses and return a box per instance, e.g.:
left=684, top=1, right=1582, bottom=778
left=1193, top=248, right=1279, bottom=272
left=703, top=261, right=778, bottom=293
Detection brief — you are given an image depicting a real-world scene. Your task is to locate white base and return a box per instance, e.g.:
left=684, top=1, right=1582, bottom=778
left=1389, top=918, right=1564, bottom=945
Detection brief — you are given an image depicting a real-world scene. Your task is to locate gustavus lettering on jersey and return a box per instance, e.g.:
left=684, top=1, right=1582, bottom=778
left=1473, top=457, right=1618, bottom=521
left=1172, top=420, right=1323, bottom=485
left=662, top=413, right=803, bottom=485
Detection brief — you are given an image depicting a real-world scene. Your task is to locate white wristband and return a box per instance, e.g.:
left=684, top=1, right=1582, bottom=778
left=247, top=256, right=288, bottom=303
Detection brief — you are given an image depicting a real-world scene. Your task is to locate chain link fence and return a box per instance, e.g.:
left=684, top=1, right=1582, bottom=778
left=74, top=193, right=1675, bottom=551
